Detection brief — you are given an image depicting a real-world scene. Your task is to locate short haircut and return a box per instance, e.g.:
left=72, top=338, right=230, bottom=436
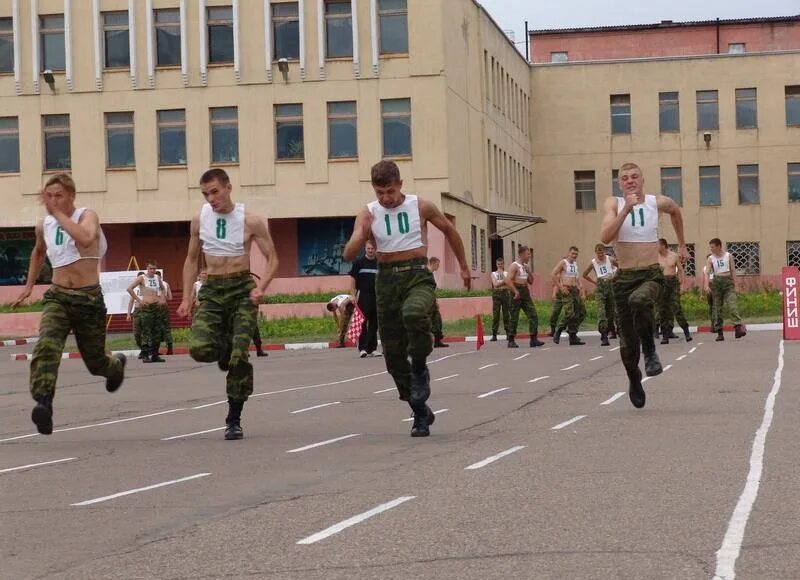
left=200, top=168, right=230, bottom=186
left=44, top=173, right=76, bottom=194
left=136, top=271, right=144, bottom=276
left=594, top=243, right=605, bottom=252
left=326, top=302, right=337, bottom=312
left=569, top=246, right=579, bottom=253
left=371, top=160, right=401, bottom=187
left=618, top=162, right=641, bottom=173
left=146, top=260, right=158, bottom=267
left=659, top=238, right=668, bottom=247
left=429, top=256, right=440, bottom=264
left=365, top=239, right=375, bottom=247
left=496, top=257, right=504, bottom=262
left=710, top=237, right=722, bottom=247
left=518, top=245, right=529, bottom=256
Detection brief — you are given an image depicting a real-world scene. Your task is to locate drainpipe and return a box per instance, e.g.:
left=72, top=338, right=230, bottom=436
left=716, top=18, right=720, bottom=54
left=525, top=20, right=530, bottom=62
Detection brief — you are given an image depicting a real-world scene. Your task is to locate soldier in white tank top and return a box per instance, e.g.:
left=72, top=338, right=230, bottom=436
left=582, top=245, right=619, bottom=345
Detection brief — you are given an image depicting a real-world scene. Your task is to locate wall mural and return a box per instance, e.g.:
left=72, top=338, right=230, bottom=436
left=297, top=217, right=355, bottom=276
left=0, top=229, right=52, bottom=286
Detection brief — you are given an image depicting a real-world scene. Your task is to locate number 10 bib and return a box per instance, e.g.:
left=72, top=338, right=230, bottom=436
left=368, top=194, right=424, bottom=253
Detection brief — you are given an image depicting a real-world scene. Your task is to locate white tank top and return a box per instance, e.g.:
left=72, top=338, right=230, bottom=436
left=492, top=271, right=507, bottom=287
left=711, top=252, right=731, bottom=275
left=44, top=208, right=108, bottom=268
left=330, top=294, right=350, bottom=308
left=367, top=195, right=424, bottom=253
left=562, top=259, right=579, bottom=278
left=141, top=274, right=163, bottom=295
left=512, top=261, right=530, bottom=284
left=592, top=256, right=614, bottom=279
left=199, top=203, right=246, bottom=257
left=616, top=195, right=659, bottom=243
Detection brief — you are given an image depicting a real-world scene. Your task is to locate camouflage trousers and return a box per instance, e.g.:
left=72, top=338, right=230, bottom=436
left=376, top=259, right=435, bottom=406
left=336, top=302, right=355, bottom=345
left=159, top=304, right=173, bottom=346
left=138, top=304, right=163, bottom=352
left=549, top=290, right=564, bottom=329
left=595, top=278, right=616, bottom=333
left=30, top=285, right=123, bottom=401
left=658, top=275, right=688, bottom=332
left=190, top=273, right=257, bottom=401
left=491, top=289, right=511, bottom=335
left=612, top=266, right=664, bottom=377
left=711, top=276, right=742, bottom=332
left=509, top=284, right=539, bottom=338
left=556, top=286, right=586, bottom=333
left=132, top=309, right=142, bottom=348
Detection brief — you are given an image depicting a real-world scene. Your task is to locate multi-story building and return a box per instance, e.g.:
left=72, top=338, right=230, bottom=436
left=0, top=0, right=537, bottom=297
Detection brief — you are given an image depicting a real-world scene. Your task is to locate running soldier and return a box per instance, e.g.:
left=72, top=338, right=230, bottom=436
left=551, top=246, right=586, bottom=345
left=505, top=245, right=546, bottom=349
left=582, top=244, right=617, bottom=346
left=127, top=262, right=166, bottom=363
left=12, top=173, right=126, bottom=435
left=657, top=238, right=692, bottom=344
left=158, top=276, right=174, bottom=355
left=705, top=238, right=747, bottom=341
left=343, top=160, right=470, bottom=437
left=428, top=257, right=448, bottom=348
left=490, top=257, right=511, bottom=341
left=176, top=168, right=278, bottom=440
left=600, top=163, right=687, bottom=409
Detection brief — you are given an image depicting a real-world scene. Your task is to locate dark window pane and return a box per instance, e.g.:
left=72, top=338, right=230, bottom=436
left=786, top=86, right=800, bottom=126
left=45, top=134, right=71, bottom=170
left=379, top=13, right=408, bottom=54
left=0, top=20, right=13, bottom=73
left=272, top=3, right=298, bottom=17
left=326, top=17, right=353, bottom=58
left=105, top=29, right=130, bottom=67
left=738, top=165, right=759, bottom=204
left=659, top=92, right=680, bottom=132
left=699, top=167, right=720, bottom=206
left=276, top=104, right=303, bottom=117
left=211, top=125, right=238, bottom=162
left=736, top=89, right=757, bottom=129
left=612, top=169, right=621, bottom=197
left=42, top=32, right=66, bottom=71
left=107, top=128, right=135, bottom=167
left=274, top=20, right=300, bottom=59
left=156, top=27, right=181, bottom=66
left=660, top=167, right=682, bottom=206
left=326, top=1, right=351, bottom=15
left=383, top=117, right=411, bottom=157
left=610, top=95, right=631, bottom=135
left=329, top=119, right=357, bottom=158
left=789, top=164, right=800, bottom=203
left=103, top=12, right=128, bottom=26
left=276, top=122, right=304, bottom=159
left=208, top=7, right=232, bottom=20
left=209, top=24, right=234, bottom=62
left=574, top=171, right=596, bottom=210
left=155, top=10, right=179, bottom=23
left=0, top=117, right=19, bottom=173
left=697, top=91, right=718, bottom=130
left=159, top=127, right=186, bottom=165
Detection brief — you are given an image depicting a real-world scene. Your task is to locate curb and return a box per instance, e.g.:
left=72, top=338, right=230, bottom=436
left=1, top=337, right=39, bottom=347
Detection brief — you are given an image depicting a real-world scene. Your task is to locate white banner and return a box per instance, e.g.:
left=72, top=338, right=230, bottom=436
left=100, top=269, right=163, bottom=315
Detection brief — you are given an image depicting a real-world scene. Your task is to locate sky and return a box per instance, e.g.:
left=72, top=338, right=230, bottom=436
left=477, top=0, right=799, bottom=52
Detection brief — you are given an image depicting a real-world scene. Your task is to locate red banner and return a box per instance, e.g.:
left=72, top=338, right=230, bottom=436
left=782, top=266, right=800, bottom=340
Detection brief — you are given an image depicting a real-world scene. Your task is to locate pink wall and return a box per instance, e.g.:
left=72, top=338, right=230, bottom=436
left=0, top=312, right=42, bottom=337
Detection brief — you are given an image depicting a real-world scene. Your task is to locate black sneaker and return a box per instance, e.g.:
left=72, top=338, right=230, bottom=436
left=716, top=332, right=725, bottom=342
left=507, top=339, right=519, bottom=348
left=137, top=350, right=146, bottom=360
left=644, top=352, right=663, bottom=377
left=490, top=335, right=498, bottom=342
left=600, top=333, right=610, bottom=346
left=683, top=327, right=693, bottom=342
left=31, top=398, right=54, bottom=435
left=410, top=414, right=430, bottom=437
left=735, top=325, right=747, bottom=339
left=106, top=353, right=126, bottom=393
left=149, top=353, right=166, bottom=363
left=224, top=422, right=243, bottom=440
left=434, top=340, right=449, bottom=348
left=530, top=337, right=545, bottom=347
left=628, top=368, right=646, bottom=409
left=568, top=333, right=585, bottom=346
left=256, top=350, right=269, bottom=357
left=660, top=335, right=669, bottom=345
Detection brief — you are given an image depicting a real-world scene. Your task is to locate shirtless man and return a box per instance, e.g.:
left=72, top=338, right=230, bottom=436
left=551, top=246, right=586, bottom=346
left=582, top=244, right=618, bottom=346
left=176, top=168, right=278, bottom=440
left=12, top=173, right=126, bottom=435
left=343, top=160, right=470, bottom=437
left=705, top=238, right=747, bottom=341
left=157, top=276, right=174, bottom=355
left=600, top=163, right=687, bottom=409
left=190, top=270, right=207, bottom=318
left=127, top=262, right=166, bottom=363
left=505, top=245, right=546, bottom=349
left=657, top=238, right=692, bottom=344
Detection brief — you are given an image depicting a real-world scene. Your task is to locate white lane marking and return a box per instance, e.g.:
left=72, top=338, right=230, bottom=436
left=590, top=356, right=604, bottom=361
left=561, top=363, right=580, bottom=371
left=286, top=434, right=360, bottom=453
left=641, top=377, right=652, bottom=383
left=513, top=353, right=530, bottom=361
left=161, top=427, right=225, bottom=441
left=689, top=347, right=697, bottom=354
left=291, top=402, right=341, bottom=414
left=465, top=445, right=526, bottom=470
left=552, top=415, right=587, bottom=430
left=479, top=363, right=499, bottom=370
left=373, top=387, right=395, bottom=394
left=609, top=346, right=620, bottom=351
left=477, top=387, right=510, bottom=399
left=663, top=365, right=673, bottom=372
left=297, top=496, right=416, bottom=545
left=698, top=342, right=704, bottom=346
left=71, top=473, right=211, bottom=506
left=713, top=340, right=785, bottom=580
left=434, top=374, right=459, bottom=382
left=528, top=375, right=550, bottom=383
left=0, top=432, right=40, bottom=443
left=540, top=347, right=552, bottom=351
left=402, top=409, right=449, bottom=422
left=676, top=355, right=687, bottom=361
left=192, top=401, right=225, bottom=410
left=0, top=457, right=77, bottom=474
left=601, top=392, right=625, bottom=406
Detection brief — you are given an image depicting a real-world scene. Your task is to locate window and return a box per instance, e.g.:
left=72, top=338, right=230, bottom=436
left=727, top=241, right=760, bottom=275
left=511, top=240, right=515, bottom=258
left=699, top=166, right=721, bottom=206
left=574, top=171, right=596, bottom=210
left=157, top=109, right=186, bottom=166
left=378, top=0, right=408, bottom=55
left=40, top=15, right=65, bottom=72
left=210, top=107, right=238, bottom=163
left=612, top=169, right=621, bottom=197
left=789, top=163, right=800, bottom=203
left=696, top=90, right=718, bottom=130
left=728, top=43, right=745, bottom=54
left=787, top=242, right=800, bottom=268
left=155, top=9, right=181, bottom=66
left=610, top=94, right=631, bottom=134
left=470, top=225, right=477, bottom=270
left=786, top=86, right=800, bottom=126
left=480, top=229, right=486, bottom=272
left=273, top=2, right=300, bottom=60
left=737, top=164, right=759, bottom=204
left=0, top=18, right=13, bottom=73
left=550, top=51, right=568, bottom=63
left=105, top=112, right=134, bottom=168
left=325, top=1, right=353, bottom=58
left=207, top=7, right=234, bottom=64
left=275, top=104, right=304, bottom=160
left=735, top=88, right=757, bottom=129
left=660, top=167, right=682, bottom=206
left=0, top=117, right=19, bottom=173
left=659, top=91, right=679, bottom=132
left=327, top=101, right=357, bottom=159
left=42, top=114, right=70, bottom=170
left=381, top=98, right=411, bottom=157
left=103, top=12, right=130, bottom=68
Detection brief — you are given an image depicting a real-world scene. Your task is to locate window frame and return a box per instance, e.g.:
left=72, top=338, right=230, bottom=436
left=785, top=86, right=800, bottom=127
left=660, top=167, right=683, bottom=206
left=470, top=225, right=478, bottom=270
left=610, top=94, right=631, bottom=135
left=40, top=14, right=66, bottom=72
left=42, top=114, right=71, bottom=171
left=737, top=164, right=760, bottom=205
left=378, top=0, right=408, bottom=56
left=789, top=163, right=800, bottom=203
left=327, top=101, right=358, bottom=160
left=156, top=109, right=187, bottom=167
left=0, top=18, right=14, bottom=74
left=381, top=98, right=412, bottom=158
left=324, top=0, right=353, bottom=59
left=105, top=111, right=135, bottom=169
left=275, top=103, right=305, bottom=161
left=696, top=90, right=719, bottom=131
left=574, top=170, right=597, bottom=211
left=699, top=165, right=721, bottom=207
left=658, top=91, right=680, bottom=133
left=735, top=88, right=758, bottom=129
left=154, top=8, right=181, bottom=68
left=102, top=11, right=130, bottom=69
left=0, top=116, right=20, bottom=173
left=207, top=6, right=234, bottom=65
left=210, top=106, right=239, bottom=164
left=612, top=169, right=621, bottom=197
left=272, top=1, right=300, bottom=61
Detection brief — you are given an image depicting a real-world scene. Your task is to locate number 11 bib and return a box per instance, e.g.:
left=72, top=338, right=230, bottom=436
left=616, top=194, right=659, bottom=243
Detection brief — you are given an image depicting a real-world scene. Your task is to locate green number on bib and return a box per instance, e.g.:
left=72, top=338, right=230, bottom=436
left=398, top=212, right=410, bottom=234
left=55, top=226, right=64, bottom=245
left=216, top=218, right=227, bottom=239
left=384, top=214, right=392, bottom=236
left=629, top=208, right=645, bottom=227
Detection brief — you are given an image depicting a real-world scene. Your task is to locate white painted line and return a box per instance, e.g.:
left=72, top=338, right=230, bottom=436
left=609, top=346, right=620, bottom=351
left=71, top=473, right=211, bottom=506
left=479, top=363, right=499, bottom=370
left=192, top=400, right=226, bottom=410
left=540, top=347, right=552, bottom=351
left=465, top=445, right=526, bottom=470
left=676, top=355, right=687, bottom=361
left=561, top=363, right=580, bottom=371
left=291, top=401, right=341, bottom=414
left=434, top=374, right=459, bottom=382
left=286, top=434, right=360, bottom=454
left=56, top=409, right=185, bottom=433
left=590, top=356, right=604, bottom=361
left=161, top=427, right=225, bottom=441
left=0, top=457, right=77, bottom=474
left=402, top=409, right=449, bottom=422
left=601, top=392, right=626, bottom=406
left=552, top=415, right=587, bottom=430
left=373, top=387, right=395, bottom=394
left=641, top=376, right=652, bottom=383
left=528, top=375, right=550, bottom=383
left=477, top=387, right=510, bottom=399
left=713, top=340, right=785, bottom=580
left=513, top=353, right=530, bottom=361
left=0, top=432, right=40, bottom=443
left=663, top=365, right=673, bottom=372
left=698, top=342, right=704, bottom=346
left=689, top=347, right=697, bottom=354
left=297, top=496, right=416, bottom=545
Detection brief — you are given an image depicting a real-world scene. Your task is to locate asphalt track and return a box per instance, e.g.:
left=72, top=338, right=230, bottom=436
left=1, top=331, right=796, bottom=579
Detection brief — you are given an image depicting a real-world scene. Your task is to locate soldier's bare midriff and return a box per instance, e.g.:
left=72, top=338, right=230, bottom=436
left=204, top=253, right=251, bottom=275
left=561, top=278, right=579, bottom=287
left=615, top=242, right=660, bottom=270
left=52, top=259, right=101, bottom=288
left=375, top=248, right=428, bottom=263
left=140, top=289, right=160, bottom=305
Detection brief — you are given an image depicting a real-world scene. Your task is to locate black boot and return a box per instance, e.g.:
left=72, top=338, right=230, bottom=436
left=507, top=336, right=519, bottom=348
left=667, top=328, right=679, bottom=339
left=644, top=351, right=663, bottom=377
left=224, top=398, right=245, bottom=440
left=552, top=327, right=564, bottom=344
left=411, top=411, right=430, bottom=437
left=433, top=339, right=449, bottom=348
left=106, top=353, right=127, bottom=393
left=409, top=365, right=432, bottom=437
left=660, top=325, right=670, bottom=345
left=735, top=324, right=747, bottom=339
left=166, top=344, right=174, bottom=355
left=490, top=334, right=498, bottom=342
left=149, top=349, right=166, bottom=363
left=31, top=395, right=54, bottom=435
left=530, top=335, right=545, bottom=347
left=608, top=327, right=618, bottom=339
left=628, top=368, right=646, bottom=409
left=137, top=349, right=146, bottom=360
left=550, top=324, right=556, bottom=337
left=600, top=331, right=610, bottom=347
left=716, top=330, right=725, bottom=342
left=568, top=333, right=585, bottom=346
left=681, top=324, right=692, bottom=342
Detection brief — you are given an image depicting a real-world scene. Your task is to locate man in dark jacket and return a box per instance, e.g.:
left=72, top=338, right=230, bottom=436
left=349, top=240, right=379, bottom=357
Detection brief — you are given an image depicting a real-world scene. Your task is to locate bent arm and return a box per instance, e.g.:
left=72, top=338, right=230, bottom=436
left=181, top=216, right=202, bottom=303
left=23, top=222, right=47, bottom=290
left=600, top=197, right=628, bottom=245
left=581, top=264, right=595, bottom=285
left=127, top=276, right=143, bottom=301
left=659, top=196, right=686, bottom=247
left=250, top=216, right=280, bottom=293
left=343, top=208, right=372, bottom=262
left=57, top=209, right=100, bottom=248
